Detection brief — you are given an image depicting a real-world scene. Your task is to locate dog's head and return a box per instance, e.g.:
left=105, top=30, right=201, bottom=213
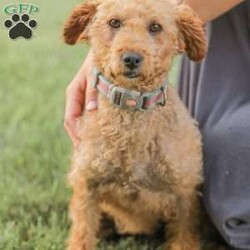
left=63, top=0, right=206, bottom=90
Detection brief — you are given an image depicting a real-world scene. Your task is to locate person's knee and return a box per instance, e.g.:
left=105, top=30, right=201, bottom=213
left=202, top=124, right=250, bottom=249
left=204, top=186, right=250, bottom=249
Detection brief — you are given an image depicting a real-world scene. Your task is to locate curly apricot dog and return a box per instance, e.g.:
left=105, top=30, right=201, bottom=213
left=63, top=0, right=206, bottom=249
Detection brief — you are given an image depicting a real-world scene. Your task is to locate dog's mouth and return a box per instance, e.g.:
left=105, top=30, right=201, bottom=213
left=123, top=70, right=140, bottom=79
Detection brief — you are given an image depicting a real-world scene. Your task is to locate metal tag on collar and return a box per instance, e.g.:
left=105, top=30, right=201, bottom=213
left=109, top=86, right=145, bottom=111
left=159, top=86, right=166, bottom=106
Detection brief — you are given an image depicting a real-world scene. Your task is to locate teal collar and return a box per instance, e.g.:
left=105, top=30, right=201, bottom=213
left=91, top=68, right=168, bottom=111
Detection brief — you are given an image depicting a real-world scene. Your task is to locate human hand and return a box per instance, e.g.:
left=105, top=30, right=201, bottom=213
left=64, top=50, right=98, bottom=147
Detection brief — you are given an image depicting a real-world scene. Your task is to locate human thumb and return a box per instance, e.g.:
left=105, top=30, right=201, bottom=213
left=85, top=72, right=98, bottom=111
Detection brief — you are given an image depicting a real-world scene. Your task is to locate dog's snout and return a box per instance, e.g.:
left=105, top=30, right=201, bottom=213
left=122, top=52, right=143, bottom=70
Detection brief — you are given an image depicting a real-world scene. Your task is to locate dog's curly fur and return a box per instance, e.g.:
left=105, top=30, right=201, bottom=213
left=63, top=0, right=207, bottom=249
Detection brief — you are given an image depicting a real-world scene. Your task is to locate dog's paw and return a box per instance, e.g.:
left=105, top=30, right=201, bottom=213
left=203, top=242, right=227, bottom=250
left=4, top=14, right=37, bottom=40
left=68, top=243, right=89, bottom=250
left=165, top=240, right=201, bottom=250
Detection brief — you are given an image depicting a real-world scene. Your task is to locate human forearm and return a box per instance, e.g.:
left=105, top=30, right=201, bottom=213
left=185, top=0, right=245, bottom=22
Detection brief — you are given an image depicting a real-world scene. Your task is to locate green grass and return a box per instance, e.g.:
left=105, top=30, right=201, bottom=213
left=0, top=1, right=178, bottom=249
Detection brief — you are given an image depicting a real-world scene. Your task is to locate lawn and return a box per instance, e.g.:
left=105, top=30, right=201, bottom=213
left=0, top=1, right=177, bottom=249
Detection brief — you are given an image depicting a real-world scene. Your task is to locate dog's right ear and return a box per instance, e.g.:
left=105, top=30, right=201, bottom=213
left=63, top=2, right=98, bottom=45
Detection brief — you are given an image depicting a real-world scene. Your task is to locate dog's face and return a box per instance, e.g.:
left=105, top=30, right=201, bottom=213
left=64, top=0, right=206, bottom=90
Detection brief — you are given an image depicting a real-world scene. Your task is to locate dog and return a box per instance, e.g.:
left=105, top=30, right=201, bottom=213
left=63, top=0, right=206, bottom=249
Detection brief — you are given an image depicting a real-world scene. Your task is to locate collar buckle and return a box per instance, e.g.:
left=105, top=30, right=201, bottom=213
left=109, top=86, right=145, bottom=111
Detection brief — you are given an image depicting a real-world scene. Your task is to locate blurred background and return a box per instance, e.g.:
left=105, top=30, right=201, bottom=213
left=0, top=1, right=178, bottom=249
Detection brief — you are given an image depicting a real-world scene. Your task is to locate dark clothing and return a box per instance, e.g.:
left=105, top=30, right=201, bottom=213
left=178, top=1, right=250, bottom=249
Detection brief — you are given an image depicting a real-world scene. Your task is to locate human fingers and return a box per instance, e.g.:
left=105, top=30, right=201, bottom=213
left=64, top=75, right=86, bottom=146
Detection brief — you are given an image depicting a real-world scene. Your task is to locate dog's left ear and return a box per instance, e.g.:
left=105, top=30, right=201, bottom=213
left=63, top=1, right=99, bottom=45
left=176, top=4, right=207, bottom=61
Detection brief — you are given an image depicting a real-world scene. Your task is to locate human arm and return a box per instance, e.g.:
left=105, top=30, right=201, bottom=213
left=186, top=0, right=245, bottom=22
left=64, top=50, right=97, bottom=147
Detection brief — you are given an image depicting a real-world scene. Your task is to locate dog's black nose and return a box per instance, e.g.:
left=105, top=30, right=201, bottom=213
left=122, top=52, right=143, bottom=70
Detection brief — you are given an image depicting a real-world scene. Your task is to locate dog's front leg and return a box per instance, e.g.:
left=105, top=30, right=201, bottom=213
left=165, top=192, right=201, bottom=250
left=68, top=183, right=100, bottom=250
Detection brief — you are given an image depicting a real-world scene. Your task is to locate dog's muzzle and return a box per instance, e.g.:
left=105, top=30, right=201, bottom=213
left=122, top=52, right=143, bottom=70
left=121, top=52, right=143, bottom=79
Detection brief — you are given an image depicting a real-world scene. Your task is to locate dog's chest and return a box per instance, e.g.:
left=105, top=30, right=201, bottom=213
left=82, top=114, right=171, bottom=193
left=87, top=155, right=169, bottom=194
left=77, top=106, right=174, bottom=193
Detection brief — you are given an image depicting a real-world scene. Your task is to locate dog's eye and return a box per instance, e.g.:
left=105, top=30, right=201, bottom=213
left=108, top=19, right=121, bottom=29
left=148, top=23, right=163, bottom=34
